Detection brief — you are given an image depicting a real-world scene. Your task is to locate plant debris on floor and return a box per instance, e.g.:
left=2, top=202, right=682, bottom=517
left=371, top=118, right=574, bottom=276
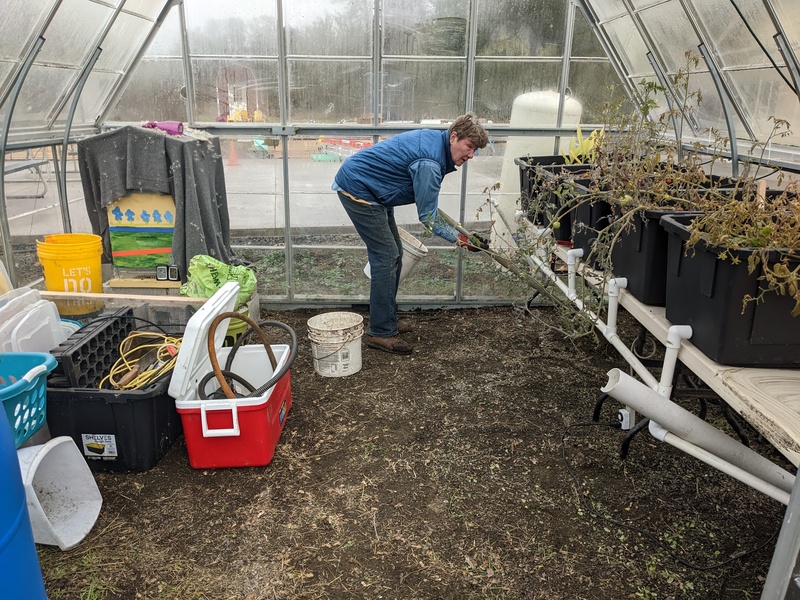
left=38, top=305, right=789, bottom=599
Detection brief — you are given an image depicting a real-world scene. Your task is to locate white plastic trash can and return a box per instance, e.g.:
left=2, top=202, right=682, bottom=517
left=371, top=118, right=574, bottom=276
left=17, top=436, right=102, bottom=550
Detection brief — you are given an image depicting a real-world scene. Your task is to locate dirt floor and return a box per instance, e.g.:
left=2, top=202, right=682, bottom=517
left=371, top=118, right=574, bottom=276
left=36, top=304, right=792, bottom=600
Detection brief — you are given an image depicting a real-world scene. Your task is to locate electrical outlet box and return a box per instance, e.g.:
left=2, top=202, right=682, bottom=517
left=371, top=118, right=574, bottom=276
left=618, top=408, right=631, bottom=430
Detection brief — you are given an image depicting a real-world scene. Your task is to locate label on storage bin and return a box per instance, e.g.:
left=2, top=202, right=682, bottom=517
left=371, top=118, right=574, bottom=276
left=81, top=434, right=118, bottom=460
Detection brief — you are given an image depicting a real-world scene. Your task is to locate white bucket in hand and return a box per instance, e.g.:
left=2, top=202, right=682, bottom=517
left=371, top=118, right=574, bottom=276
left=363, top=228, right=428, bottom=285
left=307, top=312, right=364, bottom=377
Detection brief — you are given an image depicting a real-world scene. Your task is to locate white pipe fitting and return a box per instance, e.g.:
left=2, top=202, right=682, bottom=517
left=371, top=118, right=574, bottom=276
left=605, top=278, right=627, bottom=337
left=566, top=248, right=583, bottom=299
left=657, top=325, right=693, bottom=398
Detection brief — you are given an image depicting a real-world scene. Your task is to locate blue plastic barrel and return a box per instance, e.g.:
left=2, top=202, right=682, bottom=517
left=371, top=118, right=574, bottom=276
left=0, top=410, right=47, bottom=599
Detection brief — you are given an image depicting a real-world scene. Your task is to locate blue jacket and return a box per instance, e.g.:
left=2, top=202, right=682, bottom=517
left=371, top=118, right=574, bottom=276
left=333, top=129, right=459, bottom=242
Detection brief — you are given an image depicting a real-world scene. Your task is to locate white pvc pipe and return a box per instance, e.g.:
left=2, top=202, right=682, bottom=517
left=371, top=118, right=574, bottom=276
left=656, top=424, right=790, bottom=505
left=605, top=277, right=627, bottom=337
left=603, top=368, right=795, bottom=495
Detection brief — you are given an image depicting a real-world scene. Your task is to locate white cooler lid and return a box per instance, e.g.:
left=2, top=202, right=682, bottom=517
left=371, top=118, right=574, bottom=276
left=168, top=281, right=240, bottom=400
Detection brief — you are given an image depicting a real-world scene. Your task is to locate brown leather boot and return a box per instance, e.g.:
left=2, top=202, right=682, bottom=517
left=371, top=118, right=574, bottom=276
left=365, top=335, right=413, bottom=355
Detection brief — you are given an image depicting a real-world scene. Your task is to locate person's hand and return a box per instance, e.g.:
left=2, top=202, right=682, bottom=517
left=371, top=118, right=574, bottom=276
left=457, top=232, right=490, bottom=252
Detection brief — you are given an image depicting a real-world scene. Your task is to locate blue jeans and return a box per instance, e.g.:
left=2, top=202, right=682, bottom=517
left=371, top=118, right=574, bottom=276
left=338, top=192, right=403, bottom=337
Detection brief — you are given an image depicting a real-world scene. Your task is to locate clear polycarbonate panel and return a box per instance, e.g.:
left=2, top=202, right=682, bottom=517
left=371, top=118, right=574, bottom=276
left=602, top=14, right=653, bottom=77
left=106, top=58, right=188, bottom=122
left=94, top=12, right=153, bottom=73
left=473, top=61, right=562, bottom=123
left=53, top=70, right=119, bottom=126
left=37, top=0, right=113, bottom=68
left=475, top=0, right=566, bottom=57
left=144, top=4, right=183, bottom=56
left=586, top=1, right=628, bottom=22
left=383, top=0, right=470, bottom=56
left=191, top=58, right=279, bottom=123
left=289, top=135, right=371, bottom=299
left=285, top=0, right=372, bottom=56
left=689, top=0, right=785, bottom=66
left=123, top=0, right=170, bottom=20
left=185, top=0, right=279, bottom=57
left=0, top=0, right=50, bottom=61
left=568, top=60, right=630, bottom=123
left=8, top=64, right=74, bottom=127
left=629, top=0, right=662, bottom=7
left=636, top=1, right=700, bottom=73
left=571, top=6, right=607, bottom=57
left=382, top=60, right=466, bottom=122
left=677, top=70, right=749, bottom=141
left=726, top=68, right=800, bottom=147
left=772, top=0, right=800, bottom=55
left=288, top=59, right=371, bottom=124
left=221, top=134, right=285, bottom=231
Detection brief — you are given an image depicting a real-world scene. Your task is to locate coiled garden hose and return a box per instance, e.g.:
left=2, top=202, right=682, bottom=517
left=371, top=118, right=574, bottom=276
left=200, top=312, right=297, bottom=400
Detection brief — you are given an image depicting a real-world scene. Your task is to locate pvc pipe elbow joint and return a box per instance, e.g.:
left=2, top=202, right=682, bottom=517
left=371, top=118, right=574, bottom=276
left=608, top=278, right=628, bottom=297
left=566, top=248, right=583, bottom=265
left=666, top=325, right=693, bottom=349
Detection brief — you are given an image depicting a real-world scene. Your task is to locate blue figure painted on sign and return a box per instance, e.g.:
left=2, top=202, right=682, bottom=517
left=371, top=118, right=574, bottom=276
left=140, top=210, right=151, bottom=223
left=164, top=211, right=174, bottom=223
left=125, top=209, right=135, bottom=222
left=152, top=209, right=162, bottom=224
left=111, top=206, right=123, bottom=222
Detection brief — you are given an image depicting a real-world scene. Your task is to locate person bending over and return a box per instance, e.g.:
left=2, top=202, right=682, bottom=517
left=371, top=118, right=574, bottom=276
left=333, top=113, right=490, bottom=355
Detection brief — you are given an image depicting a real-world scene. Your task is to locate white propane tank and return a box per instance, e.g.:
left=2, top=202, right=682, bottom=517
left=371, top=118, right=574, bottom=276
left=498, top=91, right=583, bottom=204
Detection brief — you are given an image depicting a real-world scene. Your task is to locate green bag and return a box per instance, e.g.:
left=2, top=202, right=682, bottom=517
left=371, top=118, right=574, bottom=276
left=180, top=255, right=256, bottom=307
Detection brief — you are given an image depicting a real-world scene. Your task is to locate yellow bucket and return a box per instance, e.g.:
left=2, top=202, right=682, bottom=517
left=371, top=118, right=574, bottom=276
left=36, top=233, right=104, bottom=316
left=223, top=315, right=249, bottom=347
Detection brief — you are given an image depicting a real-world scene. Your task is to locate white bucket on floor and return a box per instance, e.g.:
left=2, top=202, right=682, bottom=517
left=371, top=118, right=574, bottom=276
left=363, top=228, right=429, bottom=284
left=307, top=312, right=364, bottom=377
left=16, top=436, right=102, bottom=550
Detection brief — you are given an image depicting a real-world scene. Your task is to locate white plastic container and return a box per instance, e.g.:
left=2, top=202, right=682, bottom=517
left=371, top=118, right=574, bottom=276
left=307, top=312, right=364, bottom=377
left=16, top=436, right=103, bottom=550
left=363, top=227, right=428, bottom=285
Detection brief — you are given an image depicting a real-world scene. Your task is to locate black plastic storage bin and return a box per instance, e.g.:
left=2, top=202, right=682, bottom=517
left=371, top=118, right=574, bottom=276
left=610, top=209, right=700, bottom=306
left=662, top=213, right=800, bottom=367
left=46, top=375, right=181, bottom=472
left=46, top=309, right=182, bottom=471
left=516, top=155, right=590, bottom=243
left=570, top=191, right=610, bottom=267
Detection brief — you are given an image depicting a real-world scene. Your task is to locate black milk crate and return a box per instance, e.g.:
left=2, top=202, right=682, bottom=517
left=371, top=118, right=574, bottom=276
left=49, top=307, right=135, bottom=389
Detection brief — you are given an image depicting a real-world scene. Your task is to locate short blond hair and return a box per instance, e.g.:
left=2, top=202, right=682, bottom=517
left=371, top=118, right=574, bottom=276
left=449, top=113, right=488, bottom=149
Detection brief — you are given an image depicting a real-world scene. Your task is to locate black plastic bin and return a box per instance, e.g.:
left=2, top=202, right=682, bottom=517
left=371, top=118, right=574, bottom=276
left=516, top=155, right=590, bottom=243
left=610, top=209, right=701, bottom=306
left=570, top=192, right=611, bottom=267
left=46, top=375, right=181, bottom=472
left=662, top=213, right=800, bottom=367
left=46, top=309, right=182, bottom=471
